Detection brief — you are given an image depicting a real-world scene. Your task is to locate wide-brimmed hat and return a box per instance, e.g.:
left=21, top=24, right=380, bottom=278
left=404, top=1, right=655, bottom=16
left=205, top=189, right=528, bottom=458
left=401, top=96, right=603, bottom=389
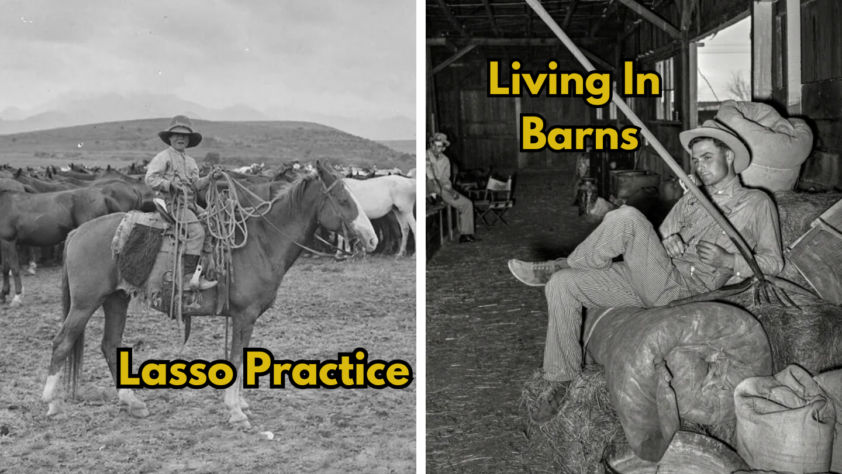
left=158, top=115, right=202, bottom=148
left=430, top=132, right=450, bottom=147
left=679, top=119, right=750, bottom=174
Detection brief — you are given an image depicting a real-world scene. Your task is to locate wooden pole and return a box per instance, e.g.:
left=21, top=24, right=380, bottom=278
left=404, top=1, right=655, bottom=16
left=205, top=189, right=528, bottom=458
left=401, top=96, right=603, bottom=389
left=616, top=0, right=681, bottom=39
left=524, top=0, right=758, bottom=271
left=751, top=0, right=774, bottom=100
left=429, top=44, right=478, bottom=78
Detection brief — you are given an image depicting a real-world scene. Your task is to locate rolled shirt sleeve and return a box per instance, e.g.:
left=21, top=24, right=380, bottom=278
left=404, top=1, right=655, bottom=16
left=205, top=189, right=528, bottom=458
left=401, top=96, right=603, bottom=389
left=145, top=150, right=172, bottom=193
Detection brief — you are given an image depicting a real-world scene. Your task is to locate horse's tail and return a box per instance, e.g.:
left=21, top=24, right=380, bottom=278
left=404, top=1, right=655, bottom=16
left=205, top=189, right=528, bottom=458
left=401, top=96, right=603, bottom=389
left=62, top=231, right=84, bottom=399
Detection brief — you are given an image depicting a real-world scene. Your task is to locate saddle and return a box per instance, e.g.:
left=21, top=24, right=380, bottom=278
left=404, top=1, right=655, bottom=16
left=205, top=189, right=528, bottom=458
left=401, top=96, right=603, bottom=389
left=111, top=207, right=227, bottom=318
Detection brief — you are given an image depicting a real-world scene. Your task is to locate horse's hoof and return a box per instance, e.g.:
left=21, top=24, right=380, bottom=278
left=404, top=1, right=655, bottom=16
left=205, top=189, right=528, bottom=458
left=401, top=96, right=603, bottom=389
left=10, top=296, right=22, bottom=308
left=46, top=402, right=64, bottom=417
left=129, top=405, right=149, bottom=418
left=230, top=418, right=251, bottom=430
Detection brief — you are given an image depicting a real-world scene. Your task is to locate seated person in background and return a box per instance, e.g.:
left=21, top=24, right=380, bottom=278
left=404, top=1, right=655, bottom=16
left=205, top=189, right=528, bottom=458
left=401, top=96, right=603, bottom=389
left=508, top=121, right=783, bottom=423
left=426, top=132, right=478, bottom=244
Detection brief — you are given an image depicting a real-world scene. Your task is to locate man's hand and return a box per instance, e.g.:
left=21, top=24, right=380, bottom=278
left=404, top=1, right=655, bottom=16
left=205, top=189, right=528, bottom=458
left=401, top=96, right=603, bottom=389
left=662, top=234, right=686, bottom=258
left=447, top=188, right=460, bottom=199
left=696, top=241, right=734, bottom=269
left=211, top=168, right=223, bottom=180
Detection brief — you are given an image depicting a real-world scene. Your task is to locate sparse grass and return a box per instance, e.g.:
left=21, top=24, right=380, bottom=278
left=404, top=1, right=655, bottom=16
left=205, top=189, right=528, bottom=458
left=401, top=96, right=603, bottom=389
left=0, top=257, right=416, bottom=473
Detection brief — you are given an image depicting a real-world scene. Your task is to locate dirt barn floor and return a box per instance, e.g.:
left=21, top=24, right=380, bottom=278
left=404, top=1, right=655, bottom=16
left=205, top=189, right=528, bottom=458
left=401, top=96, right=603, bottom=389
left=0, top=256, right=415, bottom=473
left=427, top=166, right=602, bottom=473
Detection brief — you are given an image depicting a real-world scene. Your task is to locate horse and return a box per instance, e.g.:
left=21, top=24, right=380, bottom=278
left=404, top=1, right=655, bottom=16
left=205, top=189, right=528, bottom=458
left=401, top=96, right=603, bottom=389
left=0, top=187, right=124, bottom=306
left=341, top=175, right=416, bottom=257
left=42, top=161, right=378, bottom=428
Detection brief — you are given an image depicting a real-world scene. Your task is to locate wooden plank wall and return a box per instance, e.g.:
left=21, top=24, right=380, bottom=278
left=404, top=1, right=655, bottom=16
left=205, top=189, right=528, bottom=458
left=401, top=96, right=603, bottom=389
left=430, top=47, right=590, bottom=172
left=798, top=0, right=842, bottom=189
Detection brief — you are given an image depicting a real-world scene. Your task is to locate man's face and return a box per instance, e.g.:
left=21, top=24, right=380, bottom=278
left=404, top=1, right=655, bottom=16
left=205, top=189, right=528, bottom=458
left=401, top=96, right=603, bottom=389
left=431, top=141, right=446, bottom=156
left=170, top=133, right=190, bottom=152
left=690, top=139, right=733, bottom=187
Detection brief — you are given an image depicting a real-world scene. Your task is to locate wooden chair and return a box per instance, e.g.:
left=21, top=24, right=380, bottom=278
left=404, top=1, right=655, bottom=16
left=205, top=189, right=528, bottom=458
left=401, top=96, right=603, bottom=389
left=469, top=176, right=514, bottom=228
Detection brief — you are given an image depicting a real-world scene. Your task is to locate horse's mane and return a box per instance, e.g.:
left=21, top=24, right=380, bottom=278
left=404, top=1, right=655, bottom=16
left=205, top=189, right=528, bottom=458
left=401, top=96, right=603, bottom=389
left=268, top=171, right=320, bottom=216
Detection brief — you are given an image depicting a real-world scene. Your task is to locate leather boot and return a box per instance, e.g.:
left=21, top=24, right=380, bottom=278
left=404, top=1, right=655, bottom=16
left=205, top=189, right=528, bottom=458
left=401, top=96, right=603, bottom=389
left=183, top=255, right=217, bottom=290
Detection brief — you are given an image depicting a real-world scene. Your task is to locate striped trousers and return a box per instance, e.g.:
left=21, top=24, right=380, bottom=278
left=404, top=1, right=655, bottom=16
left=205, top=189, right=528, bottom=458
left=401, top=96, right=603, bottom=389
left=543, top=206, right=695, bottom=382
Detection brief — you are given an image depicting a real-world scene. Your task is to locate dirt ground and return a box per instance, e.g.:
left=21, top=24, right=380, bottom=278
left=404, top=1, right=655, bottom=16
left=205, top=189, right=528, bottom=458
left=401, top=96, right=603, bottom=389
left=426, top=166, right=600, bottom=473
left=0, top=256, right=416, bottom=473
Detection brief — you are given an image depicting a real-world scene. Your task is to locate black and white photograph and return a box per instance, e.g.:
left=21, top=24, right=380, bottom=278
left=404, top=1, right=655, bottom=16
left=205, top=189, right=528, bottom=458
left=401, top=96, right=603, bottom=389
left=0, top=1, right=417, bottom=472
left=426, top=0, right=842, bottom=472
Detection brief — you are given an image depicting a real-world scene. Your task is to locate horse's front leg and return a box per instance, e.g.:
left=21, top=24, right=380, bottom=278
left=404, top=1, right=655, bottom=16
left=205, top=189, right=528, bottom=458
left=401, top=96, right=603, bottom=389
left=225, top=313, right=257, bottom=429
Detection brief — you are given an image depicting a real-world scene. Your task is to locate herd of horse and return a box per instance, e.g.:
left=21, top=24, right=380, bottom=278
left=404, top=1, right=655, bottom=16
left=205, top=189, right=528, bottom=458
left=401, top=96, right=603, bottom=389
left=0, top=160, right=416, bottom=426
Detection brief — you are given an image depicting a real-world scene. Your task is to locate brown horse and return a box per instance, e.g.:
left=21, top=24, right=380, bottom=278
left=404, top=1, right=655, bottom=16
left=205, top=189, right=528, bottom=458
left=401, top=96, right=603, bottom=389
left=42, top=161, right=378, bottom=428
left=0, top=187, right=124, bottom=306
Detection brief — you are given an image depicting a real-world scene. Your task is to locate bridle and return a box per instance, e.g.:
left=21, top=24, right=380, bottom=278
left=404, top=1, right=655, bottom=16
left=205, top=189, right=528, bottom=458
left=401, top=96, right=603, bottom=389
left=313, top=175, right=363, bottom=258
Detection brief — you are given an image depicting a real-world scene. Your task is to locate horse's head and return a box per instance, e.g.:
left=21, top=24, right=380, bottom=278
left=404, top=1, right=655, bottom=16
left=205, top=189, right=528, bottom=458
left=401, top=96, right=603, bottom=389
left=315, top=161, right=378, bottom=253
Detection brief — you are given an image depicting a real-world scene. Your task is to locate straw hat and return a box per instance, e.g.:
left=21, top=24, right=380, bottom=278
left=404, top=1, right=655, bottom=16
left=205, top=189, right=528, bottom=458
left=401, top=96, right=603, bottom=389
left=431, top=132, right=450, bottom=147
left=679, top=120, right=750, bottom=174
left=158, top=115, right=203, bottom=148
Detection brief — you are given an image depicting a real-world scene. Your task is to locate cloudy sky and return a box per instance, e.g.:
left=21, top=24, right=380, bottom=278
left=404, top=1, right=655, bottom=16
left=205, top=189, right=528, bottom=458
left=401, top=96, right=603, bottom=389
left=0, top=0, right=416, bottom=120
left=697, top=17, right=751, bottom=102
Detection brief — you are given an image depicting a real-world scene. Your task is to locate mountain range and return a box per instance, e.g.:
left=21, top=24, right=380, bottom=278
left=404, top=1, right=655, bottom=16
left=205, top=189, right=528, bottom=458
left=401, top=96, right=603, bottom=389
left=0, top=93, right=415, bottom=141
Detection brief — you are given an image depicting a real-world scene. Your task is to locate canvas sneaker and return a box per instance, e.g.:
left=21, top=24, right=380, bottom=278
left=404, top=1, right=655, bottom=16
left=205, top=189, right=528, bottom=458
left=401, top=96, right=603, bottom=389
left=508, top=258, right=569, bottom=287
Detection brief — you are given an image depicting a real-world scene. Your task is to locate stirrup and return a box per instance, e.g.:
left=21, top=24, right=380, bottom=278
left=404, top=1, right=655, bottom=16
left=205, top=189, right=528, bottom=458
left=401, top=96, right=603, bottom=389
left=189, top=261, right=217, bottom=290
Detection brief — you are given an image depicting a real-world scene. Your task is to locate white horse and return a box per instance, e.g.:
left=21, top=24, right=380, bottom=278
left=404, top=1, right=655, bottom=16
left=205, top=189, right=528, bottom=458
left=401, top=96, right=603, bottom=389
left=342, top=176, right=416, bottom=257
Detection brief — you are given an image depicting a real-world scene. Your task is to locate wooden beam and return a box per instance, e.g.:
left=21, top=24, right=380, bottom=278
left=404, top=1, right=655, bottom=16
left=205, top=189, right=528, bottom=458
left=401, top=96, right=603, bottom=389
left=435, top=0, right=470, bottom=37
left=480, top=0, right=502, bottom=38
left=563, top=0, right=579, bottom=30
left=636, top=39, right=680, bottom=60
left=526, top=4, right=533, bottom=38
left=428, top=44, right=478, bottom=77
left=426, top=37, right=601, bottom=47
left=751, top=0, right=773, bottom=100
left=591, top=0, right=622, bottom=38
left=616, top=0, right=680, bottom=38
left=426, top=45, right=439, bottom=134
left=618, top=0, right=675, bottom=40
left=688, top=42, right=698, bottom=130
left=581, top=48, right=614, bottom=71
left=785, top=0, right=801, bottom=113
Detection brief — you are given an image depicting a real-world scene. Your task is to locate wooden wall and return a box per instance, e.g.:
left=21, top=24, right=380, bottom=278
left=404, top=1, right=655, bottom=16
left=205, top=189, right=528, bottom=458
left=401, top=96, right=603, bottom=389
left=430, top=48, right=590, bottom=172
left=798, top=0, right=842, bottom=189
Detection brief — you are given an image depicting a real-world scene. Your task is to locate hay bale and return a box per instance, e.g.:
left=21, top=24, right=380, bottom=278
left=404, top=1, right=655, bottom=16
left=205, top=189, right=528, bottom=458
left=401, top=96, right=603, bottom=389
left=521, top=367, right=736, bottom=473
left=774, top=191, right=842, bottom=248
left=521, top=367, right=624, bottom=474
left=721, top=290, right=842, bottom=374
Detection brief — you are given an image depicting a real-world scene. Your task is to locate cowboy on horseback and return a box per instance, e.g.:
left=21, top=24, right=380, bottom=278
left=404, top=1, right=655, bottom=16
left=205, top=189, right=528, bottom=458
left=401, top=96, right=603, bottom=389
left=145, top=115, right=219, bottom=291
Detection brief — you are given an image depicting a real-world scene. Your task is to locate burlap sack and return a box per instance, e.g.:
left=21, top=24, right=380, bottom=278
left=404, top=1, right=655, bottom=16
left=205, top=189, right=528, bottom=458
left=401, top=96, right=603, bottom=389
left=814, top=369, right=842, bottom=474
left=735, top=365, right=835, bottom=473
left=715, top=100, right=813, bottom=191
left=584, top=302, right=772, bottom=462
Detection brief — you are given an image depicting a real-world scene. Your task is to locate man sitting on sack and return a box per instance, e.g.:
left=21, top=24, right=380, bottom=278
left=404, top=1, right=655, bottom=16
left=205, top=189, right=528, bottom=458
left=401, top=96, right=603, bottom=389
left=509, top=119, right=784, bottom=423
left=145, top=115, right=221, bottom=291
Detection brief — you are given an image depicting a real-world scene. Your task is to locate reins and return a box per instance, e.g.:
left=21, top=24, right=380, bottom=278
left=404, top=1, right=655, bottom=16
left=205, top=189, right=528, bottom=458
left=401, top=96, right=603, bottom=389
left=204, top=172, right=359, bottom=260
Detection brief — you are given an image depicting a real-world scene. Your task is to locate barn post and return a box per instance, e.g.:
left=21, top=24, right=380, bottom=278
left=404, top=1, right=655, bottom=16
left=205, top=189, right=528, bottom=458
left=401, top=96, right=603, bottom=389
left=785, top=0, right=802, bottom=114
left=752, top=0, right=775, bottom=100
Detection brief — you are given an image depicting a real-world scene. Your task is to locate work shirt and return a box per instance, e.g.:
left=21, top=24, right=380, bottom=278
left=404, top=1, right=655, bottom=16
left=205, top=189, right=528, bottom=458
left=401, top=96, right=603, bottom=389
left=145, top=147, right=200, bottom=202
left=659, top=176, right=784, bottom=292
left=426, top=149, right=452, bottom=195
